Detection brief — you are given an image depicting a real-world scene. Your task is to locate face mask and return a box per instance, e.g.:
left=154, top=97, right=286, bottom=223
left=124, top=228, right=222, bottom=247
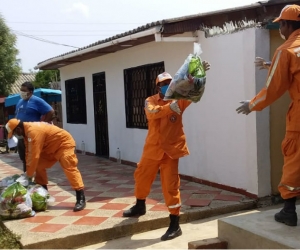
left=20, top=91, right=29, bottom=100
left=279, top=29, right=286, bottom=40
left=160, top=85, right=169, bottom=96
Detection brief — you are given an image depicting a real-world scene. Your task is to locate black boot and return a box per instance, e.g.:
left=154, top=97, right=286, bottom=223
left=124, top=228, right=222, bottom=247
left=161, top=214, right=182, bottom=241
left=74, top=189, right=86, bottom=212
left=274, top=197, right=297, bottom=226
left=41, top=185, right=48, bottom=191
left=23, top=162, right=26, bottom=173
left=123, top=199, right=146, bottom=217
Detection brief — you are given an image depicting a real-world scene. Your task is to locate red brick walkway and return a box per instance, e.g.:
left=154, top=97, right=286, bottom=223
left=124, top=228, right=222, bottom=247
left=0, top=152, right=255, bottom=248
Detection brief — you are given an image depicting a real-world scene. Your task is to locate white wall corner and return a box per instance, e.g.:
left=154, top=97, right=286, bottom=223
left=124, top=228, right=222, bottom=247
left=255, top=28, right=271, bottom=197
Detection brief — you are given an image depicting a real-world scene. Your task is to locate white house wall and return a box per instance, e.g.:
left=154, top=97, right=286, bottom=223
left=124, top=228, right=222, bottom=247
left=60, top=28, right=270, bottom=197
left=180, top=28, right=261, bottom=196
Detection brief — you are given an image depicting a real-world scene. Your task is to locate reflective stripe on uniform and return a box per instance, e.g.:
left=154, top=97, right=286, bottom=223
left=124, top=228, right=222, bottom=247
left=279, top=183, right=300, bottom=191
left=145, top=100, right=159, bottom=113
left=266, top=50, right=282, bottom=88
left=168, top=203, right=181, bottom=209
left=250, top=50, right=282, bottom=110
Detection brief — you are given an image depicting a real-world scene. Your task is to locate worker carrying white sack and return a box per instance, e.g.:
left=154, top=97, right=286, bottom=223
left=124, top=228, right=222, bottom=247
left=164, top=43, right=209, bottom=103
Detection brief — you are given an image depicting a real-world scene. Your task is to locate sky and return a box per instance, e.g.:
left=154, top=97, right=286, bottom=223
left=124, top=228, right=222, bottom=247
left=0, top=0, right=257, bottom=72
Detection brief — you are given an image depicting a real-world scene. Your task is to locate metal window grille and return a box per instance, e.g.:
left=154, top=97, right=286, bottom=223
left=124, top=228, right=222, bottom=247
left=124, top=62, right=165, bottom=129
left=65, top=77, right=87, bottom=124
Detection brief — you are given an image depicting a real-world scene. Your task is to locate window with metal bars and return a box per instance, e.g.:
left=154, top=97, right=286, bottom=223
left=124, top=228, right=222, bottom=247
left=65, top=77, right=87, bottom=124
left=124, top=62, right=165, bottom=129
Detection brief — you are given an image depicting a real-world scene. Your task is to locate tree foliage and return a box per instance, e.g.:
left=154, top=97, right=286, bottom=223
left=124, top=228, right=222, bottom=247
left=0, top=14, right=21, bottom=96
left=33, top=70, right=60, bottom=89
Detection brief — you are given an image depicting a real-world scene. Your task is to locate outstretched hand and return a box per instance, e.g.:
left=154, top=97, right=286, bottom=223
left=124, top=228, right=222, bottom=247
left=236, top=100, right=251, bottom=115
left=202, top=60, right=211, bottom=71
left=254, top=57, right=270, bottom=70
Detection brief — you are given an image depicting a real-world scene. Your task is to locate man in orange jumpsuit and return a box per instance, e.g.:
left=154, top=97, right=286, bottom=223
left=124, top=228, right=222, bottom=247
left=236, top=4, right=300, bottom=226
left=5, top=118, right=86, bottom=212
left=123, top=65, right=210, bottom=241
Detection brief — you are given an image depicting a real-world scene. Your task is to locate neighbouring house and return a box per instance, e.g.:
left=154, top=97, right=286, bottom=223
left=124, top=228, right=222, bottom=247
left=34, top=0, right=297, bottom=199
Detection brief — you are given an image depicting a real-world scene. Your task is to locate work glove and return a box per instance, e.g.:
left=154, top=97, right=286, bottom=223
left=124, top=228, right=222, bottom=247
left=16, top=173, right=33, bottom=187
left=254, top=57, right=271, bottom=70
left=236, top=100, right=251, bottom=115
left=170, top=100, right=181, bottom=115
left=202, top=60, right=211, bottom=71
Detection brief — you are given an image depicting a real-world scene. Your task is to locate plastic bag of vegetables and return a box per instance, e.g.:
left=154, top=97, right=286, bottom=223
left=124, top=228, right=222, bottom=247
left=0, top=182, right=34, bottom=220
left=164, top=43, right=207, bottom=103
left=0, top=174, right=21, bottom=188
left=27, top=184, right=52, bottom=211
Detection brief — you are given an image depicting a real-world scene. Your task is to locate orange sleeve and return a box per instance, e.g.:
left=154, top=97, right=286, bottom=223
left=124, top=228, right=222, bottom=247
left=178, top=99, right=192, bottom=112
left=145, top=97, right=174, bottom=120
left=250, top=49, right=291, bottom=111
left=26, top=129, right=46, bottom=177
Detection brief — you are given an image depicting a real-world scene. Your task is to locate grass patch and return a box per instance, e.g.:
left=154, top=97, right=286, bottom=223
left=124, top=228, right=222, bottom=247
left=0, top=222, right=22, bottom=249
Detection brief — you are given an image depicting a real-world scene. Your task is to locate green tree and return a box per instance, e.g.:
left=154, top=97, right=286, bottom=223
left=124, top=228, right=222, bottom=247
left=0, top=14, right=21, bottom=96
left=33, top=70, right=60, bottom=88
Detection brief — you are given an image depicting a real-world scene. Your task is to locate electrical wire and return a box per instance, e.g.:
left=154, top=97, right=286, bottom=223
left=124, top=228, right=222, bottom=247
left=12, top=30, right=80, bottom=49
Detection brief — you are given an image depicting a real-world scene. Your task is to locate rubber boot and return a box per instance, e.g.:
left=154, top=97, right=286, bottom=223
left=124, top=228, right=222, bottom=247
left=274, top=197, right=297, bottom=226
left=161, top=214, right=182, bottom=241
left=74, top=189, right=86, bottom=212
left=41, top=185, right=48, bottom=191
left=123, top=199, right=146, bottom=217
left=23, top=162, right=26, bottom=173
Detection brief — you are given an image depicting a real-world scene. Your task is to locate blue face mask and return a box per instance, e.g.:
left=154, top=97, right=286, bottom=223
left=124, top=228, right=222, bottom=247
left=160, top=85, right=169, bottom=95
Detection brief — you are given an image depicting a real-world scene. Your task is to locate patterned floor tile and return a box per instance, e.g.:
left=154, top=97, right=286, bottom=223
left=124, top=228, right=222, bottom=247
left=185, top=199, right=212, bottom=207
left=47, top=216, right=81, bottom=224
left=149, top=204, right=168, bottom=212
left=192, top=190, right=222, bottom=195
left=23, top=215, right=54, bottom=223
left=214, top=194, right=243, bottom=202
left=73, top=216, right=108, bottom=225
left=100, top=203, right=129, bottom=210
left=61, top=209, right=94, bottom=216
left=88, top=197, right=114, bottom=203
left=0, top=153, right=255, bottom=242
left=30, top=223, right=68, bottom=233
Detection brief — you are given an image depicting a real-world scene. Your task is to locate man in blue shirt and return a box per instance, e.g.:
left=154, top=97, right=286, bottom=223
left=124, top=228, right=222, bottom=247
left=15, top=82, right=54, bottom=173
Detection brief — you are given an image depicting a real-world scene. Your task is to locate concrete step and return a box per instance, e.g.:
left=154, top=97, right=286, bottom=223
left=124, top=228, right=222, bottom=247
left=218, top=205, right=300, bottom=249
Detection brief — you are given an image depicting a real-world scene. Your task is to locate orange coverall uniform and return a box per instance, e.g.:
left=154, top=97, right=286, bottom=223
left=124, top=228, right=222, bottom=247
left=24, top=122, right=84, bottom=190
left=249, top=29, right=300, bottom=199
left=134, top=94, right=191, bottom=215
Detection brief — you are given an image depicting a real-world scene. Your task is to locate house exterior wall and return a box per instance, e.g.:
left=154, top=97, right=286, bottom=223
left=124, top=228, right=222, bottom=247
left=60, top=28, right=271, bottom=197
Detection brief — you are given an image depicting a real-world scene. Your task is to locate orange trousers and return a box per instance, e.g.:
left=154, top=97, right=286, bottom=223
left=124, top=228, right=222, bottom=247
left=134, top=154, right=181, bottom=215
left=34, top=147, right=84, bottom=190
left=278, top=131, right=300, bottom=199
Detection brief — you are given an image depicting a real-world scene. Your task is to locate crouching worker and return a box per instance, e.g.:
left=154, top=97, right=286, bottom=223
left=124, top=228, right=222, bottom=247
left=5, top=118, right=86, bottom=212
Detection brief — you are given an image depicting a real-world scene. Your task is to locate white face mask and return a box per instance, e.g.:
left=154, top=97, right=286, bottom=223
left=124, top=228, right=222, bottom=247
left=279, top=29, right=286, bottom=40
left=20, top=91, right=29, bottom=100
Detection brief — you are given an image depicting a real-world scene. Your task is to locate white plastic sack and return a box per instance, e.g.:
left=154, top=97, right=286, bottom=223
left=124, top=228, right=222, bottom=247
left=0, top=174, right=21, bottom=188
left=27, top=184, right=55, bottom=211
left=0, top=182, right=34, bottom=220
left=164, top=43, right=207, bottom=103
left=7, top=136, right=18, bottom=148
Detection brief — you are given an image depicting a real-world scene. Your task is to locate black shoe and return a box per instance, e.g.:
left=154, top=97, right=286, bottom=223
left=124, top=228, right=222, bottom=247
left=274, top=209, right=298, bottom=226
left=123, top=199, right=146, bottom=217
left=41, top=185, right=48, bottom=191
left=74, top=189, right=86, bottom=212
left=161, top=214, right=182, bottom=241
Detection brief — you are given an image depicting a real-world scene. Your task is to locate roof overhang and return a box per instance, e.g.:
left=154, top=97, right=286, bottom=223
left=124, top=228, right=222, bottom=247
left=35, top=0, right=300, bottom=70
